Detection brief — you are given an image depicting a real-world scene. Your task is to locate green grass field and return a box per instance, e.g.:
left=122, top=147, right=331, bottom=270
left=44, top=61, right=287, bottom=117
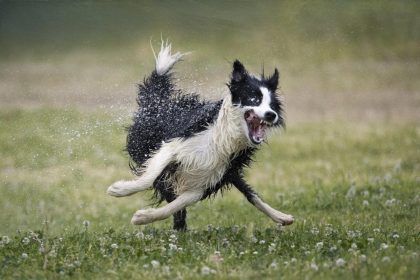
left=1, top=1, right=419, bottom=279
left=0, top=109, right=418, bottom=279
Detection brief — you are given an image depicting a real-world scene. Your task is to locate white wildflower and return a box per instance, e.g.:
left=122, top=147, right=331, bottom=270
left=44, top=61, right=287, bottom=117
left=21, top=253, right=28, bottom=259
left=259, top=240, right=266, bottom=245
left=324, top=225, right=334, bottom=236
left=363, top=200, right=369, bottom=206
left=39, top=244, right=46, bottom=254
left=151, top=260, right=160, bottom=268
left=310, top=227, right=319, bottom=235
left=110, top=243, right=118, bottom=249
left=1, top=236, right=10, bottom=245
left=359, top=254, right=367, bottom=262
left=168, top=243, right=177, bottom=251
left=269, top=261, right=278, bottom=269
left=367, top=237, right=374, bottom=243
left=335, top=258, right=346, bottom=267
left=385, top=198, right=396, bottom=207
left=392, top=234, right=400, bottom=239
left=346, top=185, right=356, bottom=200
left=83, top=220, right=90, bottom=228
left=135, top=231, right=144, bottom=240
left=347, top=230, right=356, bottom=239
left=169, top=234, right=177, bottom=242
left=49, top=249, right=57, bottom=258
left=201, top=266, right=211, bottom=275
left=268, top=243, right=276, bottom=253
left=315, top=242, right=323, bottom=251
left=380, top=243, right=389, bottom=250
left=310, top=262, right=319, bottom=271
left=382, top=256, right=391, bottom=262
left=162, top=266, right=170, bottom=274
left=144, top=234, right=153, bottom=241
left=253, top=251, right=258, bottom=255
left=232, top=225, right=240, bottom=234
left=22, top=237, right=30, bottom=245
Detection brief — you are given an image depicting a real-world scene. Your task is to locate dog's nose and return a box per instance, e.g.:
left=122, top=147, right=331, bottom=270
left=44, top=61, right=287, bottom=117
left=264, top=111, right=277, bottom=123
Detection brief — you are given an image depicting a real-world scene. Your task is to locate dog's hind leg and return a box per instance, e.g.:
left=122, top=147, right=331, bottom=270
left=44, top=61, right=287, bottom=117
left=107, top=145, right=175, bottom=197
left=131, top=190, right=202, bottom=225
left=231, top=175, right=294, bottom=226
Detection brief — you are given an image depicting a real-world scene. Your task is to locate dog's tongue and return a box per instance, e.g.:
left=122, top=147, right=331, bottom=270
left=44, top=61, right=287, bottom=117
left=252, top=124, right=265, bottom=143
left=246, top=111, right=266, bottom=144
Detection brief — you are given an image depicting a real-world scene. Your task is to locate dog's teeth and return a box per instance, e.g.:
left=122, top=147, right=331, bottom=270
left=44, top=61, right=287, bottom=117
left=260, top=120, right=263, bottom=124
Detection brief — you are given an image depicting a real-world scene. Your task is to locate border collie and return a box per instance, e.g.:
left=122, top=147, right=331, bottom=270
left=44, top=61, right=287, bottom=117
left=107, top=41, right=294, bottom=231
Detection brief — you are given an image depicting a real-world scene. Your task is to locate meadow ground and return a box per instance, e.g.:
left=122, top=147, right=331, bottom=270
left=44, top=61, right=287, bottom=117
left=0, top=110, right=418, bottom=279
left=1, top=1, right=419, bottom=279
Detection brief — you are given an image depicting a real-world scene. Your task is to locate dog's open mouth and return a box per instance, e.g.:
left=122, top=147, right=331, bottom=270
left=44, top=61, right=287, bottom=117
left=244, top=110, right=270, bottom=145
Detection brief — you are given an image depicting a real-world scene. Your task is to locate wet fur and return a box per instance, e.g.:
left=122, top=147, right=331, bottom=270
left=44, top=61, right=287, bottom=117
left=108, top=41, right=294, bottom=230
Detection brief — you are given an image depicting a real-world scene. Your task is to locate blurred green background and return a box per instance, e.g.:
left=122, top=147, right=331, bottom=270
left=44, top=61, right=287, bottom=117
left=1, top=0, right=419, bottom=122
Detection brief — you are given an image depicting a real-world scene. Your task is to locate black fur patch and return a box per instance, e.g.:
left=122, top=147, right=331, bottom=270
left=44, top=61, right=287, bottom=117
left=126, top=70, right=222, bottom=172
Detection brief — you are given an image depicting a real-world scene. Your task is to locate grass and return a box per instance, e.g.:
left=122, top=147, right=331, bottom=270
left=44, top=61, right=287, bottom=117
left=0, top=1, right=419, bottom=278
left=0, top=109, right=419, bottom=279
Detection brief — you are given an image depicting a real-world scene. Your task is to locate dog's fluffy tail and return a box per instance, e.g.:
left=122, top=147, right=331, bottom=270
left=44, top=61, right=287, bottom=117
left=136, top=41, right=185, bottom=106
left=152, top=40, right=185, bottom=75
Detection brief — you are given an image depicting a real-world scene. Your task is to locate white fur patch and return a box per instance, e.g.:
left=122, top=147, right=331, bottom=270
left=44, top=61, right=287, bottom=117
left=153, top=40, right=185, bottom=75
left=131, top=191, right=203, bottom=225
left=252, top=195, right=294, bottom=225
left=107, top=144, right=175, bottom=197
left=168, top=96, right=248, bottom=194
left=258, top=87, right=278, bottom=123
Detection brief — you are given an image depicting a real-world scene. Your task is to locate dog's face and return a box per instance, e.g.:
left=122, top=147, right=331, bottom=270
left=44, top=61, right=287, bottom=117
left=228, top=60, right=284, bottom=145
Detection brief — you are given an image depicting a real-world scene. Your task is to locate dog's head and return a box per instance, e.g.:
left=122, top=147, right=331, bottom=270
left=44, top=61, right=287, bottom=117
left=228, top=60, right=284, bottom=145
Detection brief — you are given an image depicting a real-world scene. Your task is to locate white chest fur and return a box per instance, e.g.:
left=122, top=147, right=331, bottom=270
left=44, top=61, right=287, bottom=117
left=166, top=96, right=248, bottom=194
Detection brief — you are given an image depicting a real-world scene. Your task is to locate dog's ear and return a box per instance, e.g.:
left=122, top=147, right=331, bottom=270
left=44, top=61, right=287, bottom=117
left=266, top=68, right=279, bottom=91
left=232, top=60, right=247, bottom=83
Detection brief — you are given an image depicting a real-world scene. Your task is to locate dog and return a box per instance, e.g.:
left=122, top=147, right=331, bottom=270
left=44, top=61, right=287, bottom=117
left=107, top=41, right=294, bottom=231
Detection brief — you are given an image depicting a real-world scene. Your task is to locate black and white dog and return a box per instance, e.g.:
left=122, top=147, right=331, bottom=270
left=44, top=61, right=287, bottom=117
left=107, top=42, right=294, bottom=231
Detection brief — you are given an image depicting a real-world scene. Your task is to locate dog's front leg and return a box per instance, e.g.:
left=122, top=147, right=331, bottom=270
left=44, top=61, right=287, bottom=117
left=107, top=144, right=175, bottom=197
left=131, top=190, right=203, bottom=225
left=231, top=175, right=294, bottom=226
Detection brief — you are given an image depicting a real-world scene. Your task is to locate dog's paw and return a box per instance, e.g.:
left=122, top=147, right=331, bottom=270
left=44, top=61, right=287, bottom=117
left=272, top=212, right=294, bottom=226
left=107, top=181, right=135, bottom=197
left=131, top=209, right=156, bottom=225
